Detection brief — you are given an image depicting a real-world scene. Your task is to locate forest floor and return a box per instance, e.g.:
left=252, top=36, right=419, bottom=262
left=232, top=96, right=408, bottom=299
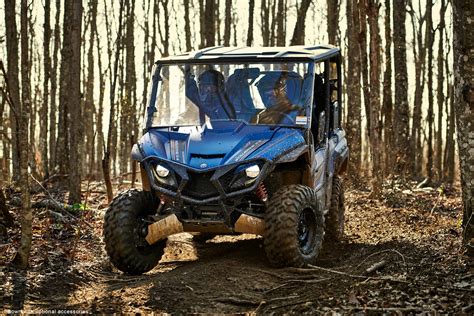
left=0, top=180, right=473, bottom=314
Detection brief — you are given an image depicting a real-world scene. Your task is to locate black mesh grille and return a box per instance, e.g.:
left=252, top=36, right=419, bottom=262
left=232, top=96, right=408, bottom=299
left=182, top=171, right=219, bottom=199
left=219, top=171, right=236, bottom=192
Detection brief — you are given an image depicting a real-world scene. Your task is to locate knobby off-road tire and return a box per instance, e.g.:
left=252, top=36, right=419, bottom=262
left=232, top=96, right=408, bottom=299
left=264, top=184, right=325, bottom=267
left=325, top=176, right=345, bottom=242
left=103, top=189, right=166, bottom=275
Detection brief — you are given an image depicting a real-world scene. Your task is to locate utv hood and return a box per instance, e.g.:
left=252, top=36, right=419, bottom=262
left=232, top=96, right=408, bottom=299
left=135, top=121, right=305, bottom=168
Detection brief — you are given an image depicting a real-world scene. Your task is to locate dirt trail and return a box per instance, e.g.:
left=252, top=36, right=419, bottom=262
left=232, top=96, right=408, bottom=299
left=1, top=185, right=472, bottom=314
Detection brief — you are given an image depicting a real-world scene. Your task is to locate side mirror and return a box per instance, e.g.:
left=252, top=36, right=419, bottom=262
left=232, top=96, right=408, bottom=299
left=318, top=111, right=326, bottom=142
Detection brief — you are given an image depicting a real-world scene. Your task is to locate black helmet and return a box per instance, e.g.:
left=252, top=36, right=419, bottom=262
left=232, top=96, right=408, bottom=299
left=257, top=73, right=287, bottom=95
left=198, top=70, right=225, bottom=89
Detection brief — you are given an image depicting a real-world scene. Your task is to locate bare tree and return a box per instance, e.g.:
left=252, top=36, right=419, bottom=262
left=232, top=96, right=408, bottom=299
left=393, top=0, right=409, bottom=175
left=408, top=2, right=426, bottom=178
left=261, top=0, right=270, bottom=46
left=276, top=0, right=286, bottom=46
left=58, top=0, right=83, bottom=203
left=247, top=0, right=255, bottom=46
left=40, top=0, right=51, bottom=179
left=358, top=0, right=370, bottom=136
left=453, top=0, right=474, bottom=254
left=202, top=0, right=215, bottom=47
left=327, top=0, right=340, bottom=45
left=425, top=0, right=434, bottom=183
left=11, top=0, right=32, bottom=269
left=49, top=0, right=61, bottom=173
left=444, top=26, right=455, bottom=184
left=103, top=0, right=125, bottom=202
left=4, top=0, right=21, bottom=182
left=345, top=0, right=361, bottom=178
left=367, top=0, right=382, bottom=196
left=85, top=0, right=98, bottom=179
left=290, top=0, right=312, bottom=45
left=436, top=0, right=448, bottom=181
left=184, top=0, right=193, bottom=50
left=382, top=0, right=393, bottom=173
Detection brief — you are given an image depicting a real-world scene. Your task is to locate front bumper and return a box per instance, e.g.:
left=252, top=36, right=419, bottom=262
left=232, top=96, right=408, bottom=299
left=141, top=156, right=272, bottom=205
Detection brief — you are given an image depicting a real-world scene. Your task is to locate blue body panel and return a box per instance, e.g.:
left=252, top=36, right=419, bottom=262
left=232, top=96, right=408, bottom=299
left=137, top=121, right=305, bottom=168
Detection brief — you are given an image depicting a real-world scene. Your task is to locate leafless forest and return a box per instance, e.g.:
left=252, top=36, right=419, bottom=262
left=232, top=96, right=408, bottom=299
left=0, top=0, right=473, bottom=313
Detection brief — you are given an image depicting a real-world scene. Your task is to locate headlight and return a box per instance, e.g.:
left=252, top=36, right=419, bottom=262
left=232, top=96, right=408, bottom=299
left=245, top=165, right=260, bottom=178
left=155, top=165, right=170, bottom=178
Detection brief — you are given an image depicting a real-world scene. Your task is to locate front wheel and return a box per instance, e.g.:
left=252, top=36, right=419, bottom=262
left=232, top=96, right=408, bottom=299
left=264, top=185, right=325, bottom=267
left=103, top=189, right=166, bottom=275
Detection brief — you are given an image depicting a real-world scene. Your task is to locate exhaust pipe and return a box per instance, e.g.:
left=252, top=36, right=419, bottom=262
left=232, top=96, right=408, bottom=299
left=145, top=213, right=265, bottom=245
left=145, top=214, right=184, bottom=245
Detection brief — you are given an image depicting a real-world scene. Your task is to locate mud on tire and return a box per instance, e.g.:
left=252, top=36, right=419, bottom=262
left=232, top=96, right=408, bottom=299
left=264, top=184, right=324, bottom=267
left=103, top=189, right=166, bottom=275
left=325, top=176, right=345, bottom=241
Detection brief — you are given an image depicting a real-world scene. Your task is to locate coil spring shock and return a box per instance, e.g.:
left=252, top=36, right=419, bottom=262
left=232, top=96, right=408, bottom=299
left=256, top=183, right=268, bottom=202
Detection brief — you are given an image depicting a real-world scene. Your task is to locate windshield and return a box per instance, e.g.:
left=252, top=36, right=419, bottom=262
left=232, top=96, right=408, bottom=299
left=146, top=62, right=314, bottom=128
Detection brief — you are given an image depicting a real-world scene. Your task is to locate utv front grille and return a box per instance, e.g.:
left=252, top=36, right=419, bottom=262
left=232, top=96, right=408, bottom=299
left=219, top=171, right=236, bottom=192
left=182, top=171, right=219, bottom=199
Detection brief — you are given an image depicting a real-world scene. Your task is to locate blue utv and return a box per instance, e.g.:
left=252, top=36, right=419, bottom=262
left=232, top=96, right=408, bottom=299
left=103, top=45, right=349, bottom=274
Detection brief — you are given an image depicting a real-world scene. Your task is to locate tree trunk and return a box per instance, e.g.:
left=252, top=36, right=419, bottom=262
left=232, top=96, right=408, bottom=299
left=290, top=0, right=312, bottom=45
left=445, top=84, right=455, bottom=184
left=103, top=0, right=125, bottom=203
left=453, top=0, right=474, bottom=253
left=327, top=0, right=340, bottom=45
left=382, top=0, right=393, bottom=175
left=261, top=0, right=269, bottom=46
left=204, top=0, right=216, bottom=47
left=436, top=0, right=447, bottom=182
left=40, top=0, right=51, bottom=179
left=408, top=3, right=425, bottom=179
left=64, top=0, right=83, bottom=204
left=12, top=0, right=32, bottom=269
left=246, top=0, right=255, bottom=46
left=58, top=0, right=72, bottom=177
left=184, top=0, right=193, bottom=50
left=392, top=0, right=409, bottom=175
left=199, top=0, right=205, bottom=48
left=425, top=0, right=434, bottom=183
left=159, top=0, right=170, bottom=56
left=269, top=0, right=277, bottom=46
left=367, top=0, right=382, bottom=196
left=345, top=0, right=361, bottom=179
left=49, top=0, right=61, bottom=174
left=4, top=0, right=21, bottom=182
left=95, top=27, right=105, bottom=178
left=358, top=0, right=370, bottom=138
left=444, top=31, right=455, bottom=184
left=276, top=0, right=286, bottom=46
left=85, top=0, right=97, bottom=179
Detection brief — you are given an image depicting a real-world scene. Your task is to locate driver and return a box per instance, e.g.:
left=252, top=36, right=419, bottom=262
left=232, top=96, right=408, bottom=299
left=252, top=74, right=302, bottom=124
left=186, top=69, right=235, bottom=120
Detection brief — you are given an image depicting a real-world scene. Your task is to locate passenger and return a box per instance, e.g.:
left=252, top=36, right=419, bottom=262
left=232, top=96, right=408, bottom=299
left=252, top=74, right=303, bottom=125
left=186, top=69, right=235, bottom=120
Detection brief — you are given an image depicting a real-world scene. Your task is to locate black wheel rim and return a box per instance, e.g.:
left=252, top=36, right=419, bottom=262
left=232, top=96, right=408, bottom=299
left=298, top=207, right=317, bottom=255
left=134, top=216, right=157, bottom=254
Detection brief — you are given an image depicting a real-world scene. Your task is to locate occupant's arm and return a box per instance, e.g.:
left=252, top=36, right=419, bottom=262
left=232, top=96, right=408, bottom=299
left=185, top=72, right=200, bottom=106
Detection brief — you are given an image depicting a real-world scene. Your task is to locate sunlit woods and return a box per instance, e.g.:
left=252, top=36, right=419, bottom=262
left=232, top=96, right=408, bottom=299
left=0, top=0, right=472, bottom=265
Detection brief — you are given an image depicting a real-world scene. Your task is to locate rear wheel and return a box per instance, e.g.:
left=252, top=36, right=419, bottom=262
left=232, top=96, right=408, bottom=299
left=264, top=185, right=325, bottom=267
left=325, top=176, right=345, bottom=241
left=103, top=189, right=166, bottom=275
